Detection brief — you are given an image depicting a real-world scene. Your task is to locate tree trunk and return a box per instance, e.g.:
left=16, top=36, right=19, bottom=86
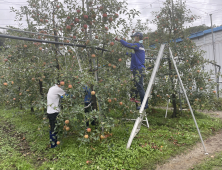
left=39, top=80, right=43, bottom=96
left=168, top=57, right=177, bottom=118
left=168, top=0, right=177, bottom=118
left=171, top=93, right=177, bottom=117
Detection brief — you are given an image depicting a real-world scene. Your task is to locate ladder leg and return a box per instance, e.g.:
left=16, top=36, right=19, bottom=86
left=165, top=99, right=170, bottom=118
left=144, top=114, right=149, bottom=128
left=134, top=120, right=142, bottom=137
left=127, top=117, right=142, bottom=149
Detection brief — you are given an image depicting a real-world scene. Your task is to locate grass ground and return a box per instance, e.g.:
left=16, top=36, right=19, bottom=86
left=190, top=151, right=222, bottom=170
left=0, top=107, right=222, bottom=170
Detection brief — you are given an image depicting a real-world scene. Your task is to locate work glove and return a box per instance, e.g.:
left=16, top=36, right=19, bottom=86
left=115, top=36, right=120, bottom=41
left=60, top=93, right=70, bottom=99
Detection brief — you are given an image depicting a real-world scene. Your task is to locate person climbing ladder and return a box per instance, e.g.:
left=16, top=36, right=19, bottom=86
left=115, top=32, right=149, bottom=110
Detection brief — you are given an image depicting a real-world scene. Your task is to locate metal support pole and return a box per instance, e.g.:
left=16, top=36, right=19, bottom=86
left=210, top=14, right=218, bottom=98
left=169, top=48, right=208, bottom=154
left=179, top=82, right=182, bottom=113
left=0, top=26, right=87, bottom=42
left=0, top=34, right=108, bottom=51
left=165, top=99, right=170, bottom=118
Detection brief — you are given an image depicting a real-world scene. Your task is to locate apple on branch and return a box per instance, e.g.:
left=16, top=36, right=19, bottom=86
left=103, top=13, right=107, bottom=18
left=83, top=24, right=87, bottom=29
left=74, top=18, right=79, bottom=23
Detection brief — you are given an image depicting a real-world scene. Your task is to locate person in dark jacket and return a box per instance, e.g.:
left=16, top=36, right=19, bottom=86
left=115, top=32, right=148, bottom=110
left=83, top=85, right=95, bottom=127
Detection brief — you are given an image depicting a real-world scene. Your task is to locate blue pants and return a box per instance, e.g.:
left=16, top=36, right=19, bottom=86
left=50, top=131, right=57, bottom=148
left=132, top=69, right=148, bottom=106
left=47, top=113, right=59, bottom=148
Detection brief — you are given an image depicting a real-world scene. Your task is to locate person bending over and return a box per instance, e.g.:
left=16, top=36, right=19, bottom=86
left=47, top=81, right=65, bottom=148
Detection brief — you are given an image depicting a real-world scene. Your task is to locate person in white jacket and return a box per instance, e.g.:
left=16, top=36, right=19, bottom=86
left=47, top=81, right=65, bottom=148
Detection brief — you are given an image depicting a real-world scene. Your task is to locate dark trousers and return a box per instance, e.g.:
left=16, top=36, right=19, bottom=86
left=85, top=103, right=95, bottom=127
left=132, top=69, right=148, bottom=106
left=47, top=112, right=59, bottom=133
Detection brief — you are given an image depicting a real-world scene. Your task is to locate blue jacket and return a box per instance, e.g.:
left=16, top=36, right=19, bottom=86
left=120, top=40, right=145, bottom=70
left=83, top=85, right=91, bottom=104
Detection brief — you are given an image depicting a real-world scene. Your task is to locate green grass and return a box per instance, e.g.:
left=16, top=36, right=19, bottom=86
left=0, top=119, right=35, bottom=170
left=190, top=152, right=222, bottom=170
left=0, top=108, right=222, bottom=170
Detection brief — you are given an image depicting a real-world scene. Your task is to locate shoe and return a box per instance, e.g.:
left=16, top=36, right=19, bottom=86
left=130, top=98, right=135, bottom=102
left=136, top=105, right=148, bottom=110
left=50, top=131, right=57, bottom=148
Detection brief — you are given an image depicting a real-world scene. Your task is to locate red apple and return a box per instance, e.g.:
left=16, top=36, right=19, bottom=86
left=70, top=23, right=74, bottom=26
left=77, top=9, right=81, bottom=13
left=104, top=27, right=108, bottom=31
left=83, top=24, right=87, bottom=29
left=108, top=17, right=113, bottom=22
left=103, top=13, right=107, bottom=18
left=84, top=15, right=88, bottom=19
left=66, top=25, right=71, bottom=30
left=114, top=13, right=118, bottom=18
left=74, top=18, right=79, bottom=23
left=99, top=6, right=103, bottom=11
left=73, top=36, right=76, bottom=39
left=110, top=42, right=114, bottom=46
left=87, top=128, right=91, bottom=132
left=67, top=16, right=70, bottom=19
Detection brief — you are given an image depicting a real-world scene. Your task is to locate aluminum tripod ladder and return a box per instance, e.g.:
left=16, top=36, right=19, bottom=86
left=126, top=44, right=208, bottom=155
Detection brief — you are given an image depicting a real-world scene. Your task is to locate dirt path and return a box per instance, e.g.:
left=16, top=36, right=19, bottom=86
left=0, top=118, right=47, bottom=168
left=156, top=110, right=222, bottom=170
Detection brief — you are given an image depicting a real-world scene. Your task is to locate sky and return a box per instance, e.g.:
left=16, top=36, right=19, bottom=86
left=0, top=0, right=222, bottom=33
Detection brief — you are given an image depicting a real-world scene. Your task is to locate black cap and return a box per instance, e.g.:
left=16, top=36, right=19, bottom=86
left=131, top=32, right=143, bottom=40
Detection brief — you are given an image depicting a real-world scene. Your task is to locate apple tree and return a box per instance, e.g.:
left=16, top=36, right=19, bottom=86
left=143, top=0, right=217, bottom=117
left=0, top=0, right=151, bottom=143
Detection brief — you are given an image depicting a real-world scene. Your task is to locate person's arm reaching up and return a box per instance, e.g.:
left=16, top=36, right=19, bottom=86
left=119, top=39, right=141, bottom=50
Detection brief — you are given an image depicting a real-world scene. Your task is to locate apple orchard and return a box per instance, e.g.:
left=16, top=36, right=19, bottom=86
left=0, top=0, right=218, bottom=144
